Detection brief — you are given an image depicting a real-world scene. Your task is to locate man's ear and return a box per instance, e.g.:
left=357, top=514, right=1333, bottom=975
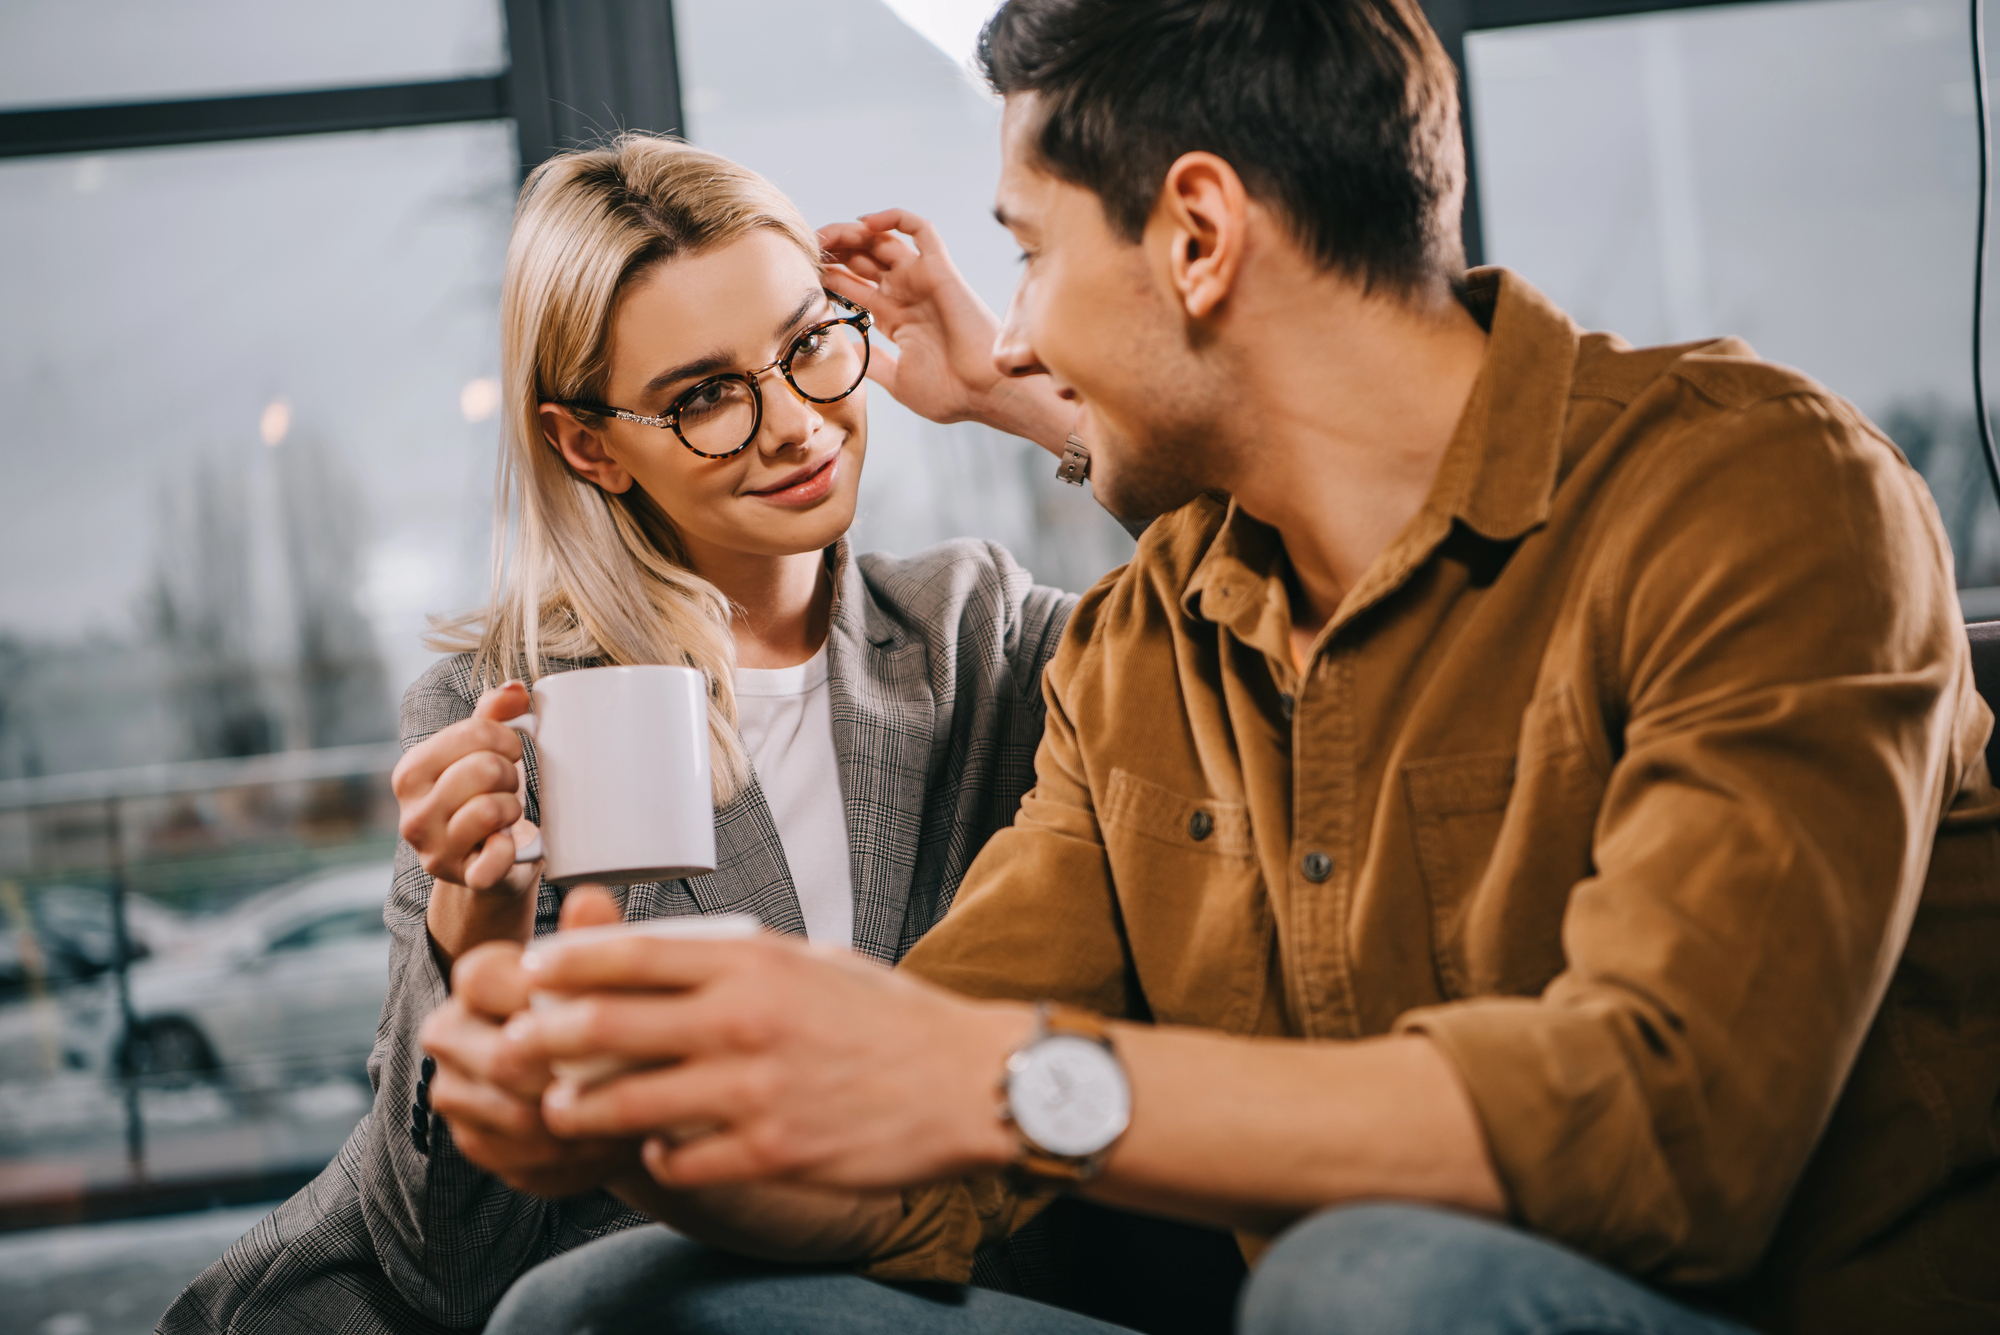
left=1154, top=152, right=1250, bottom=321
left=538, top=404, right=635, bottom=494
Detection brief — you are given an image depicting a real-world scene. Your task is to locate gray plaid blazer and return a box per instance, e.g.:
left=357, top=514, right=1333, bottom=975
left=159, top=539, right=1076, bottom=1334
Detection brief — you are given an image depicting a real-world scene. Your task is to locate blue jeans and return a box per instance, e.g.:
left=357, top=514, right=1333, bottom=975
left=485, top=1203, right=1758, bottom=1335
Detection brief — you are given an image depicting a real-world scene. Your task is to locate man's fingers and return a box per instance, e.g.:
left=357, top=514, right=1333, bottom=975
left=541, top=1057, right=755, bottom=1140
left=452, top=941, right=533, bottom=1018
left=646, top=1127, right=775, bottom=1187
left=431, top=1067, right=552, bottom=1142
left=559, top=884, right=623, bottom=931
left=521, top=928, right=778, bottom=993
left=504, top=990, right=738, bottom=1069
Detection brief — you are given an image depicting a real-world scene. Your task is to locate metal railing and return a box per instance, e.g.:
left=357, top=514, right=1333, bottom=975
left=0, top=744, right=399, bottom=1197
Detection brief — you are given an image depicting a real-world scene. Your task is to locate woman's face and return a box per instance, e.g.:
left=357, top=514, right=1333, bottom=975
left=562, top=229, right=867, bottom=569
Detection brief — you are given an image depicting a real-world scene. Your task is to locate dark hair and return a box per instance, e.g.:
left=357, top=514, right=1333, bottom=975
left=979, top=0, right=1466, bottom=297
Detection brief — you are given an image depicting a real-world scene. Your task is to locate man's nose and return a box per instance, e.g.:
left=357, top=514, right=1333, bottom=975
left=993, top=283, right=1048, bottom=380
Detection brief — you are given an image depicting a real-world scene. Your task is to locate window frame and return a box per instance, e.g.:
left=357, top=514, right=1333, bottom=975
left=0, top=0, right=686, bottom=174
left=1420, top=0, right=1818, bottom=266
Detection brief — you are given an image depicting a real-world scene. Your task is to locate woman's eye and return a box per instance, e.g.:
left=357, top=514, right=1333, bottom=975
left=791, top=331, right=829, bottom=362
left=679, top=379, right=745, bottom=423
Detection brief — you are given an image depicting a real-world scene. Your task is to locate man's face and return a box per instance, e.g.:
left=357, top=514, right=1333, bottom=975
left=992, top=95, right=1225, bottom=520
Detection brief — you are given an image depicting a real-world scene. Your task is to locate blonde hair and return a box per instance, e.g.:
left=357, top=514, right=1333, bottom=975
left=430, top=133, right=822, bottom=805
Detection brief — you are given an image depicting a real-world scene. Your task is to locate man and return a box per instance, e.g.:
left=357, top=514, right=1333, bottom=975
left=426, top=1, right=2000, bottom=1331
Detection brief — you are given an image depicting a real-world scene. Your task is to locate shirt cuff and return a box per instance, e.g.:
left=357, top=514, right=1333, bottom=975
left=1395, top=996, right=1693, bottom=1276
left=856, top=1172, right=1058, bottom=1284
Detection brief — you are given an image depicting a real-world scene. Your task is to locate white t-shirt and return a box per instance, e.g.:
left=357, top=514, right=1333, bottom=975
left=732, top=644, right=855, bottom=950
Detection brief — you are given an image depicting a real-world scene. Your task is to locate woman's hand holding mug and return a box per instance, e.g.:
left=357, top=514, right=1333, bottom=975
left=392, top=681, right=546, bottom=967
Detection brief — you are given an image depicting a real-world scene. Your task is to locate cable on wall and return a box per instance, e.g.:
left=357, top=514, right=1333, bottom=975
left=1973, top=0, right=2000, bottom=504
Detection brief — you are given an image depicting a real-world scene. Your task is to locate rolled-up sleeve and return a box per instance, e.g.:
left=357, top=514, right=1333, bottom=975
left=1398, top=394, right=1971, bottom=1283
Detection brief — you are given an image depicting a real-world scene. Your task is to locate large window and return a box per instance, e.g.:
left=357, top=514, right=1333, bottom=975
left=1452, top=0, right=2000, bottom=608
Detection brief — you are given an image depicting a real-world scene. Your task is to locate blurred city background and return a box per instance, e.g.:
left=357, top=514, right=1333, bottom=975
left=0, top=0, right=1997, bottom=1331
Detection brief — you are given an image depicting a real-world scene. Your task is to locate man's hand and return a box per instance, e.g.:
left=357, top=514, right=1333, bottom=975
left=819, top=209, right=1077, bottom=456
left=421, top=887, right=645, bottom=1198
left=501, top=931, right=1027, bottom=1191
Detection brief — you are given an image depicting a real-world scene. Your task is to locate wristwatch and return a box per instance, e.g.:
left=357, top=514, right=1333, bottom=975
left=999, top=1001, right=1131, bottom=1182
left=1055, top=433, right=1091, bottom=485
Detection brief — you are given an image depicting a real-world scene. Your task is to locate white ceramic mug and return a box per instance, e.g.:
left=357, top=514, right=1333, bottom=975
left=501, top=665, right=717, bottom=887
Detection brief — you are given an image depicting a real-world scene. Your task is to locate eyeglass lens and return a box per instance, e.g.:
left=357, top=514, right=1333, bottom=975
left=677, top=319, right=869, bottom=457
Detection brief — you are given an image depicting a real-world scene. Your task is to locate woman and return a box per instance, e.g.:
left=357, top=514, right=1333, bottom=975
left=161, top=133, right=1114, bottom=1335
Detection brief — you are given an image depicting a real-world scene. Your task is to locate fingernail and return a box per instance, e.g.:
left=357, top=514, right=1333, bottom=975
left=545, top=1080, right=576, bottom=1111
left=520, top=950, right=547, bottom=972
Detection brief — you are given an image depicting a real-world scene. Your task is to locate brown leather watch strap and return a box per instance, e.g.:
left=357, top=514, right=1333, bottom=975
left=1055, top=434, right=1091, bottom=485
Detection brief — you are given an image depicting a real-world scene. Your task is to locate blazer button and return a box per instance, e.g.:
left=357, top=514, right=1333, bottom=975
left=1187, top=810, right=1214, bottom=841
left=411, top=1125, right=430, bottom=1155
left=421, top=1056, right=436, bottom=1082
left=1301, top=850, right=1333, bottom=883
left=415, top=1079, right=430, bottom=1111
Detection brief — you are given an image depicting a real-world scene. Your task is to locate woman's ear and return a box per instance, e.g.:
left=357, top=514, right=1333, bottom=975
left=539, top=403, right=635, bottom=494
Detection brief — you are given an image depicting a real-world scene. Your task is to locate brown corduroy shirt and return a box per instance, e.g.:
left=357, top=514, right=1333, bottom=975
left=865, top=269, right=2000, bottom=1332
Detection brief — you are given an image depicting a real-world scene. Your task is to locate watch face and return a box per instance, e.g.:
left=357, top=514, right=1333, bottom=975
left=1010, top=1034, right=1132, bottom=1158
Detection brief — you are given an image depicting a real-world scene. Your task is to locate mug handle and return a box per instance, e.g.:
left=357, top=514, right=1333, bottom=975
left=500, top=713, right=543, bottom=865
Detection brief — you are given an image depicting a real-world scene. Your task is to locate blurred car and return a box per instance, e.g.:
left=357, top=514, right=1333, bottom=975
left=116, top=863, right=394, bottom=1090
left=0, top=884, right=190, bottom=1080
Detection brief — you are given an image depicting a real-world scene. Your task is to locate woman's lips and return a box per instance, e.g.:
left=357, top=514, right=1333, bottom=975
left=747, top=455, right=838, bottom=506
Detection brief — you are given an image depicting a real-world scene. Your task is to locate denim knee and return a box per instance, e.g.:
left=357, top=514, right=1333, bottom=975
left=487, top=1226, right=712, bottom=1335
left=1240, top=1203, right=1535, bottom=1335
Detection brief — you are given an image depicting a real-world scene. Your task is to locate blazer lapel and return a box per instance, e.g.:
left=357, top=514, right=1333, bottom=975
left=824, top=542, right=935, bottom=964
left=681, top=777, right=808, bottom=936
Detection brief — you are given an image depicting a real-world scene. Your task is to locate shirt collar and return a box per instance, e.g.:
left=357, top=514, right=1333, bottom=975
left=1183, top=268, right=1580, bottom=651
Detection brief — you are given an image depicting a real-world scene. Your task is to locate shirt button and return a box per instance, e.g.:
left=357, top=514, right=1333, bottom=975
left=1188, top=810, right=1214, bottom=841
left=1279, top=693, right=1295, bottom=721
left=1301, top=851, right=1333, bottom=883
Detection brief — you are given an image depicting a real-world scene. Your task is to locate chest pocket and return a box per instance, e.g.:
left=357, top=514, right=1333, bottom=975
left=1403, top=684, right=1603, bottom=999
left=1099, top=768, right=1267, bottom=1032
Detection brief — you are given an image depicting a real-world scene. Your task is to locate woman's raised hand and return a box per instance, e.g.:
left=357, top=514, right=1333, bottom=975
left=818, top=209, right=1076, bottom=456
left=393, top=682, right=546, bottom=962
